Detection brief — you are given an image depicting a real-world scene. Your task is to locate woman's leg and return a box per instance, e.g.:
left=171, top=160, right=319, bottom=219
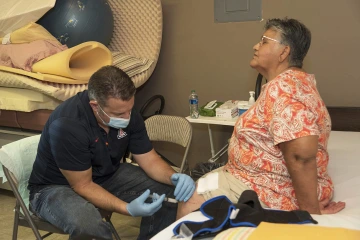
left=177, top=167, right=266, bottom=219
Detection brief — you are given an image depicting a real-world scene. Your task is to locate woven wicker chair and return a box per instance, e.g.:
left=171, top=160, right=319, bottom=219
left=145, top=115, right=193, bottom=173
left=108, top=0, right=163, bottom=88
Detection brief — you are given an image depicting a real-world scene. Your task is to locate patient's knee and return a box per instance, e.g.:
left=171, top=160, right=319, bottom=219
left=176, top=189, right=206, bottom=220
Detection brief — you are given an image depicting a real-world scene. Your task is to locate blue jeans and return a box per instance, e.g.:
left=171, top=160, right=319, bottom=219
left=29, top=163, right=177, bottom=240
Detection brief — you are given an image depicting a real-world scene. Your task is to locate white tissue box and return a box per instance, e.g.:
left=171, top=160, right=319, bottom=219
left=216, top=106, right=238, bottom=119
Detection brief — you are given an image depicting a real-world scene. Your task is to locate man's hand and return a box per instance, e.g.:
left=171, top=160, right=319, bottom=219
left=171, top=173, right=195, bottom=202
left=126, top=189, right=165, bottom=217
left=319, top=198, right=346, bottom=214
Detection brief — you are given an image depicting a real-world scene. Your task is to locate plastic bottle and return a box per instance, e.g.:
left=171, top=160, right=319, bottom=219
left=189, top=90, right=199, bottom=119
left=237, top=101, right=249, bottom=116
left=248, top=91, right=255, bottom=106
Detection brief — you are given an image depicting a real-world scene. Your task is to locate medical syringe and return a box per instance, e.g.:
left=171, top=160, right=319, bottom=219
left=149, top=194, right=178, bottom=203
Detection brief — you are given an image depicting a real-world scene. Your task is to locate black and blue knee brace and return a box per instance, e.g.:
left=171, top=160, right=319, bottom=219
left=173, top=190, right=317, bottom=238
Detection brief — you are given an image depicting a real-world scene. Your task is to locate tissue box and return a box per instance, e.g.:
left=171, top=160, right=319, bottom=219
left=216, top=106, right=238, bottom=119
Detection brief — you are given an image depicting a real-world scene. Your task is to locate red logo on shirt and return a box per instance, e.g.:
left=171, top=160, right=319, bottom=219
left=117, top=129, right=127, bottom=139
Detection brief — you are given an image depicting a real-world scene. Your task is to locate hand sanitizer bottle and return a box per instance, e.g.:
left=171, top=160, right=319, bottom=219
left=248, top=91, right=255, bottom=106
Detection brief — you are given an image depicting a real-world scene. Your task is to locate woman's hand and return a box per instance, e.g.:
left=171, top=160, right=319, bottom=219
left=319, top=198, right=346, bottom=214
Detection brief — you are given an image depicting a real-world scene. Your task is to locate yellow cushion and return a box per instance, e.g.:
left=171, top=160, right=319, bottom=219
left=0, top=87, right=61, bottom=112
left=248, top=222, right=360, bottom=240
left=0, top=22, right=59, bottom=44
left=214, top=227, right=255, bottom=240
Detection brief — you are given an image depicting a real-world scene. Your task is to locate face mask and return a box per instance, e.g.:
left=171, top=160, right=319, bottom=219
left=97, top=105, right=130, bottom=129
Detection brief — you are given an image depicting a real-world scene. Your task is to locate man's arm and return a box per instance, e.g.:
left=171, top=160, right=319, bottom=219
left=60, top=168, right=129, bottom=214
left=133, top=149, right=175, bottom=185
left=279, top=135, right=321, bottom=214
left=134, top=149, right=196, bottom=202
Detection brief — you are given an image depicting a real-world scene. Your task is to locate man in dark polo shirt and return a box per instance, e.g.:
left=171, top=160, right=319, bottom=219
left=28, top=66, right=195, bottom=239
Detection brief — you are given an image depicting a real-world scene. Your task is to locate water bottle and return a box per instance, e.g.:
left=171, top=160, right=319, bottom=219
left=189, top=90, right=199, bottom=119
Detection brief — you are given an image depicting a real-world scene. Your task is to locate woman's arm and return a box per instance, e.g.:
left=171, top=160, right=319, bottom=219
left=279, top=135, right=321, bottom=214
left=279, top=135, right=345, bottom=214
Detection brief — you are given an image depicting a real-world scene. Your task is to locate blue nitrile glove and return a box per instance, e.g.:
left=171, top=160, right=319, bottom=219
left=171, top=173, right=196, bottom=202
left=126, top=189, right=165, bottom=217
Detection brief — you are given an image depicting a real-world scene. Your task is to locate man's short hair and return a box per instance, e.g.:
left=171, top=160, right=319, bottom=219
left=88, top=66, right=136, bottom=106
left=265, top=18, right=311, bottom=68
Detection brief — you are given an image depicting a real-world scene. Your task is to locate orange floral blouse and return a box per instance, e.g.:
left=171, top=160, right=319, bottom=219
left=225, top=69, right=333, bottom=210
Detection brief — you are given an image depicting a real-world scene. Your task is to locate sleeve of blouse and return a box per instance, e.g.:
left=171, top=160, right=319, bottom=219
left=268, top=79, right=321, bottom=146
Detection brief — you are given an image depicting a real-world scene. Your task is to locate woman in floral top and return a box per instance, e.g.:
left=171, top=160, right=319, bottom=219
left=177, top=18, right=345, bottom=218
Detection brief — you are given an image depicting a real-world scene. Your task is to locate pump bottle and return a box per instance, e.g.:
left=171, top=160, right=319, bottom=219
left=248, top=91, right=255, bottom=106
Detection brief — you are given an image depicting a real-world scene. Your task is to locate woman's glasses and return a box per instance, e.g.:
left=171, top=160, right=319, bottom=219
left=259, top=36, right=282, bottom=46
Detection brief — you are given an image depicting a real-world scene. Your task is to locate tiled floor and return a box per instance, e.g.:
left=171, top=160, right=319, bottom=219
left=0, top=189, right=140, bottom=240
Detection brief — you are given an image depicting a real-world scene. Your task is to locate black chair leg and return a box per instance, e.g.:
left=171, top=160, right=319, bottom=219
left=105, top=216, right=121, bottom=240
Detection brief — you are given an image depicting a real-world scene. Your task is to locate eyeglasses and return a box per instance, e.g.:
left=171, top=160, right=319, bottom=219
left=259, top=35, right=282, bottom=46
